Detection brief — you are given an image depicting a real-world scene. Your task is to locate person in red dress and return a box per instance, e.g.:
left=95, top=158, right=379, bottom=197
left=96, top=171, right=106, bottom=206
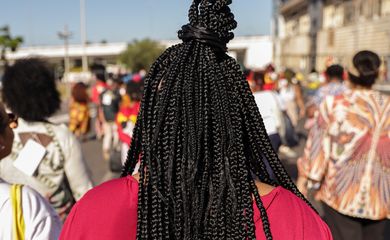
left=60, top=1, right=332, bottom=239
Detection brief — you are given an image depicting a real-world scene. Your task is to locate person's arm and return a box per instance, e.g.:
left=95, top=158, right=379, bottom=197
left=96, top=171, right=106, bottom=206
left=297, top=98, right=331, bottom=195
left=307, top=99, right=332, bottom=182
left=63, top=131, right=94, bottom=200
left=294, top=84, right=306, bottom=118
left=23, top=187, right=62, bottom=240
left=68, top=104, right=78, bottom=134
left=31, top=216, right=62, bottom=240
left=270, top=92, right=283, bottom=130
left=79, top=106, right=90, bottom=135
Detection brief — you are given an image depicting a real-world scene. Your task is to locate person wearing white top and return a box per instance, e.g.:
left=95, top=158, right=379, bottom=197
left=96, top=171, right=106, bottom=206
left=0, top=178, right=62, bottom=240
left=0, top=103, right=61, bottom=239
left=253, top=88, right=283, bottom=152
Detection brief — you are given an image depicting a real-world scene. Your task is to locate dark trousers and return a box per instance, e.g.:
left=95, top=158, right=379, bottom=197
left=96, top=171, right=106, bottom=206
left=322, top=203, right=388, bottom=240
left=262, top=134, right=282, bottom=180
left=268, top=133, right=282, bottom=153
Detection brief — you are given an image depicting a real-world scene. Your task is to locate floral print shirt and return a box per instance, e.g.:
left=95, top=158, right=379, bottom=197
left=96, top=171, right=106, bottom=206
left=298, top=89, right=390, bottom=220
left=69, top=102, right=90, bottom=137
left=312, top=82, right=347, bottom=106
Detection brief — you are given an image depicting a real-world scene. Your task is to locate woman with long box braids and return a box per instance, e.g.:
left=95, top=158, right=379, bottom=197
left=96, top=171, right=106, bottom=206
left=60, top=1, right=332, bottom=239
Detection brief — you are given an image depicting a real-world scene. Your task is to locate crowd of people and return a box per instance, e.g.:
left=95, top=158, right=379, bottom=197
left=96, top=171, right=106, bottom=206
left=69, top=68, right=144, bottom=167
left=0, top=0, right=389, bottom=239
left=248, top=50, right=390, bottom=239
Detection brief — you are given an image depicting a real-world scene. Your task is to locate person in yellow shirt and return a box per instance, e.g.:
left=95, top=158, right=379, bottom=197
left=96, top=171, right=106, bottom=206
left=69, top=82, right=90, bottom=139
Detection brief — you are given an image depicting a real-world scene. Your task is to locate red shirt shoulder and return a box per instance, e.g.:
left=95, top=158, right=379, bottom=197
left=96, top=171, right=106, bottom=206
left=254, top=187, right=332, bottom=240
left=60, top=176, right=138, bottom=240
left=61, top=179, right=332, bottom=240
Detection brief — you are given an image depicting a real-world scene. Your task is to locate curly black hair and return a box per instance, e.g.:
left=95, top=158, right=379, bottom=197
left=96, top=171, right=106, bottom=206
left=122, top=1, right=315, bottom=239
left=2, top=58, right=61, bottom=122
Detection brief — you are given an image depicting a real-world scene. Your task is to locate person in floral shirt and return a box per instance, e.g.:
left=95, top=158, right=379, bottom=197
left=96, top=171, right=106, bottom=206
left=298, top=51, right=390, bottom=240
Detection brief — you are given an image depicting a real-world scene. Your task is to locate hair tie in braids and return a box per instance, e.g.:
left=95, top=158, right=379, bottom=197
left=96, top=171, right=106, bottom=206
left=179, top=24, right=228, bottom=52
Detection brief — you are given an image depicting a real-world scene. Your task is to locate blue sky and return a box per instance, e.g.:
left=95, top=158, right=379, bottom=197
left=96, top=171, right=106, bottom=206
left=1, top=0, right=272, bottom=46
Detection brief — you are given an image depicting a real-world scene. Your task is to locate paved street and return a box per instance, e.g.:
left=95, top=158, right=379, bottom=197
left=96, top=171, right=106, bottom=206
left=81, top=137, right=119, bottom=185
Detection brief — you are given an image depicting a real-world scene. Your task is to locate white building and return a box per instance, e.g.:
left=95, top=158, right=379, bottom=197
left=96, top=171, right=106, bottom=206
left=6, top=42, right=128, bottom=67
left=6, top=35, right=273, bottom=72
left=161, top=35, right=273, bottom=70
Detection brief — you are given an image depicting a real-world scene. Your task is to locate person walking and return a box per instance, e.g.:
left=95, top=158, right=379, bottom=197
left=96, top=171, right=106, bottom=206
left=0, top=103, right=62, bottom=239
left=304, top=64, right=347, bottom=130
left=278, top=71, right=305, bottom=127
left=69, top=82, right=90, bottom=140
left=253, top=79, right=283, bottom=153
left=0, top=58, right=93, bottom=221
left=298, top=51, right=390, bottom=240
left=312, top=64, right=347, bottom=107
left=60, top=1, right=332, bottom=239
left=100, top=78, right=122, bottom=161
left=116, top=81, right=142, bottom=165
left=90, top=67, right=108, bottom=140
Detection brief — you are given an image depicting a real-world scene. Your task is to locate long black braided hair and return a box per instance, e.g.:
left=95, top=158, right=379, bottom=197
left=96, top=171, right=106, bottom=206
left=122, top=0, right=316, bottom=239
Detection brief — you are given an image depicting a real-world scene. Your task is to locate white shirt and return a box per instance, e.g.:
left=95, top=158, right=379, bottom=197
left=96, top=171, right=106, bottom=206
left=253, top=91, right=283, bottom=135
left=0, top=178, right=62, bottom=240
left=278, top=83, right=296, bottom=111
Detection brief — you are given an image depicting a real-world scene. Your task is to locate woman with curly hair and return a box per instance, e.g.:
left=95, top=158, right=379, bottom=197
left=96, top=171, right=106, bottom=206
left=0, top=58, right=93, bottom=220
left=60, top=1, right=332, bottom=239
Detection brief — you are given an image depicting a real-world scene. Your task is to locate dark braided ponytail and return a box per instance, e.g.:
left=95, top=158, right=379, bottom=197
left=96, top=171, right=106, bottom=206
left=122, top=1, right=316, bottom=239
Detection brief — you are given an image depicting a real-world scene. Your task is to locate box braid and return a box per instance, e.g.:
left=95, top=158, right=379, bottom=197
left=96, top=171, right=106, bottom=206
left=122, top=0, right=317, bottom=239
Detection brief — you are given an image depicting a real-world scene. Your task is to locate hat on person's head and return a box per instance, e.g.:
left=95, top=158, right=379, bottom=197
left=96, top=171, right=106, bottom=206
left=348, top=50, right=381, bottom=88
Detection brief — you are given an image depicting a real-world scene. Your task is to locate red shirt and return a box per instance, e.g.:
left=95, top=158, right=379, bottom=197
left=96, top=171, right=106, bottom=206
left=116, top=102, right=141, bottom=146
left=91, top=81, right=108, bottom=105
left=60, top=176, right=332, bottom=240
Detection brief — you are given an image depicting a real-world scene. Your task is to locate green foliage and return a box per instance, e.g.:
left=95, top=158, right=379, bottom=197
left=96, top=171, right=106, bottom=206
left=119, top=39, right=165, bottom=72
left=0, top=25, right=23, bottom=64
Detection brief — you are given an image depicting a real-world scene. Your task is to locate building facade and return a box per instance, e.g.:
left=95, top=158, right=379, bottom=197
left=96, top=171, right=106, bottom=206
left=275, top=0, right=390, bottom=82
left=274, top=0, right=323, bottom=72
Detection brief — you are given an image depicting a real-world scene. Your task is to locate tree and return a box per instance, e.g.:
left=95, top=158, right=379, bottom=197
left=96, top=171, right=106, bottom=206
left=0, top=25, right=23, bottom=65
left=119, top=39, right=165, bottom=72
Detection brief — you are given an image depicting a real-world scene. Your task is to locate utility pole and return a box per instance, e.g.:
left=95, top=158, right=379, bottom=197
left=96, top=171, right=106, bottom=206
left=272, top=0, right=281, bottom=70
left=58, top=25, right=72, bottom=83
left=80, top=0, right=88, bottom=73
